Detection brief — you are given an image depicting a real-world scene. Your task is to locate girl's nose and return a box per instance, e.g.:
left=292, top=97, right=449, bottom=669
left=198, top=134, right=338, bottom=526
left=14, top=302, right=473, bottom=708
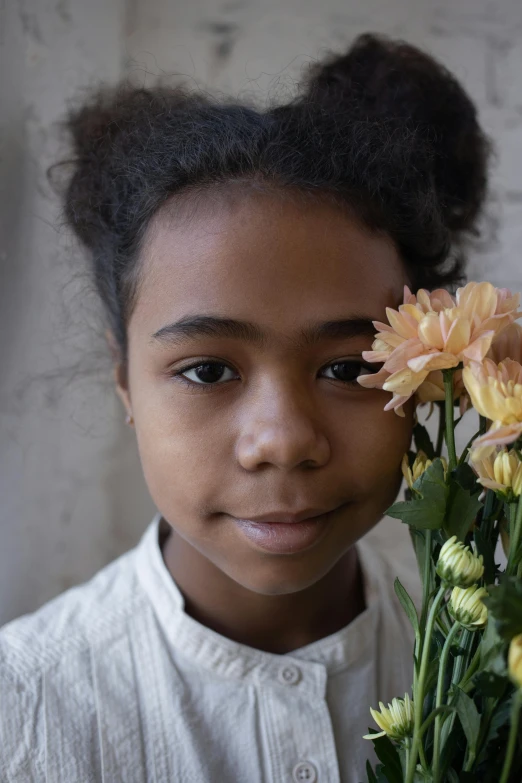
left=234, top=385, right=331, bottom=471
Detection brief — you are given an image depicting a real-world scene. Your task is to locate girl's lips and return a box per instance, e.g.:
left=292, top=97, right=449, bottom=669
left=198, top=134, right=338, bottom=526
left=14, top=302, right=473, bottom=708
left=233, top=509, right=336, bottom=554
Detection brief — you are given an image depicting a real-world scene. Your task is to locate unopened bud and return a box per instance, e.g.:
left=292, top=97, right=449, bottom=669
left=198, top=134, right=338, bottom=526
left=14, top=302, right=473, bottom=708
left=436, top=536, right=484, bottom=588
left=508, top=634, right=522, bottom=690
left=448, top=585, right=488, bottom=630
left=402, top=451, right=448, bottom=491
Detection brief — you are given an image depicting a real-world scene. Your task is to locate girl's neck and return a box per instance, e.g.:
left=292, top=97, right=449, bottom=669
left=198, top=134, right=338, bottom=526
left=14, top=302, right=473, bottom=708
left=159, top=519, right=366, bottom=655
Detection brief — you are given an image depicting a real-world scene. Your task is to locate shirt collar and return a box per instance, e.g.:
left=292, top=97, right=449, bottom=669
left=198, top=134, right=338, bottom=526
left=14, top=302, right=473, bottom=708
left=135, top=511, right=381, bottom=697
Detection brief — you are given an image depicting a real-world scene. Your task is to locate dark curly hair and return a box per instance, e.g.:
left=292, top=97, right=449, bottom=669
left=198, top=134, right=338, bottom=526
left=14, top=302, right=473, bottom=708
left=60, top=32, right=493, bottom=368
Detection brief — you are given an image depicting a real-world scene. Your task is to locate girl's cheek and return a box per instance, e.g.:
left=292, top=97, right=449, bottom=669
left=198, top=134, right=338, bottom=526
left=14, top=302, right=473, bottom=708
left=345, top=404, right=412, bottom=481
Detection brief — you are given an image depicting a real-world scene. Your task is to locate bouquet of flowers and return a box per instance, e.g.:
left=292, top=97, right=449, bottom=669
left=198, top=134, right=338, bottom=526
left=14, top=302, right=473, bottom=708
left=359, top=282, right=522, bottom=783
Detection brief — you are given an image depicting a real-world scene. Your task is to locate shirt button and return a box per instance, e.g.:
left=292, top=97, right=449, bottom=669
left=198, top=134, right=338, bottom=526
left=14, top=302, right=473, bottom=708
left=292, top=760, right=318, bottom=782
left=278, top=663, right=301, bottom=685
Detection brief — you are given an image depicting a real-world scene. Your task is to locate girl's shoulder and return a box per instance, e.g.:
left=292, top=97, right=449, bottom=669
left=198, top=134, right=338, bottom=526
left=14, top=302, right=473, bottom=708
left=1, top=544, right=144, bottom=679
left=0, top=543, right=149, bottom=781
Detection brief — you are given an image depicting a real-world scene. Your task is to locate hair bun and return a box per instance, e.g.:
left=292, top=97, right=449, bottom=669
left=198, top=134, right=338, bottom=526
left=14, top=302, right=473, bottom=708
left=299, top=32, right=492, bottom=236
left=62, top=85, right=209, bottom=253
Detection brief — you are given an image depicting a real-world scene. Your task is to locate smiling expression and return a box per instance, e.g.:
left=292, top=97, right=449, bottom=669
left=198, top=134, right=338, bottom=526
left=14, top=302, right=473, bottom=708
left=113, top=186, right=414, bottom=594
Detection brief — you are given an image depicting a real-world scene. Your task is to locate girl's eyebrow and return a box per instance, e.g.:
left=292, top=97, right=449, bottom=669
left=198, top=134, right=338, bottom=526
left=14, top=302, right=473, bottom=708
left=150, top=314, right=377, bottom=350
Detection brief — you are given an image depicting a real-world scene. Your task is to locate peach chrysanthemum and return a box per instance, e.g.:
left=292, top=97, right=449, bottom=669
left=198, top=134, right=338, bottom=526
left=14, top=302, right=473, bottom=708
left=486, top=321, right=522, bottom=365
left=464, top=358, right=522, bottom=457
left=358, top=282, right=521, bottom=416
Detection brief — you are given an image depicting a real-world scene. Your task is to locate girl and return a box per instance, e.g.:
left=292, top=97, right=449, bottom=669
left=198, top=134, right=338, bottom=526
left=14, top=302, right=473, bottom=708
left=0, top=32, right=491, bottom=783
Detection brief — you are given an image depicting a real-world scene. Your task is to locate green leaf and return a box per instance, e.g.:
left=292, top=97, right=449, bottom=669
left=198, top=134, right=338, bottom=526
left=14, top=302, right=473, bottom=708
left=387, top=460, right=448, bottom=530
left=365, top=760, right=378, bottom=783
left=439, top=717, right=465, bottom=780
left=476, top=695, right=514, bottom=766
left=479, top=618, right=505, bottom=670
left=453, top=687, right=480, bottom=756
left=387, top=500, right=445, bottom=529
left=424, top=655, right=441, bottom=695
left=394, top=578, right=420, bottom=638
left=412, top=458, right=448, bottom=496
left=397, top=746, right=408, bottom=779
left=376, top=767, right=391, bottom=783
left=443, top=478, right=483, bottom=542
left=419, top=705, right=456, bottom=737
left=371, top=734, right=403, bottom=783
left=475, top=671, right=508, bottom=698
left=413, top=422, right=436, bottom=460
left=453, top=462, right=482, bottom=495
left=474, top=527, right=497, bottom=586
left=483, top=577, right=522, bottom=641
left=409, top=528, right=427, bottom=584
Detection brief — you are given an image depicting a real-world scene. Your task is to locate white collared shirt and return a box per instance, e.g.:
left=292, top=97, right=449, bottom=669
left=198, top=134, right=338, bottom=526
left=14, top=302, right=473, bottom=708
left=0, top=512, right=420, bottom=783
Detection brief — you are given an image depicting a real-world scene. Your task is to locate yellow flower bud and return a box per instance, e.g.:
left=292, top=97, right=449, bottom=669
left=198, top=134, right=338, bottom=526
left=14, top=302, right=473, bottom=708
left=514, top=467, right=522, bottom=497
left=508, top=634, right=522, bottom=690
left=472, top=447, right=522, bottom=500
left=402, top=451, right=448, bottom=490
left=448, top=585, right=488, bottom=630
left=363, top=693, right=414, bottom=741
left=436, top=535, right=484, bottom=587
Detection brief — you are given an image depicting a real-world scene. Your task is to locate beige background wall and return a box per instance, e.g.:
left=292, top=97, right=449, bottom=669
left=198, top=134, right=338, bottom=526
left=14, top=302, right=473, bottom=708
left=1, top=0, right=521, bottom=624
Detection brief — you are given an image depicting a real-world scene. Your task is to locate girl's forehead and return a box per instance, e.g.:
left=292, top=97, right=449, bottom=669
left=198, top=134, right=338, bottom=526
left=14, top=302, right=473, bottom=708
left=132, top=192, right=408, bottom=333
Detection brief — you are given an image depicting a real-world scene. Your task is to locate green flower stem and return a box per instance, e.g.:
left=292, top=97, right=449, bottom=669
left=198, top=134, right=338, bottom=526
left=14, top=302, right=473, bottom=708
left=443, top=370, right=457, bottom=471
left=432, top=621, right=461, bottom=782
left=507, top=495, right=522, bottom=576
left=405, top=584, right=447, bottom=783
left=435, top=613, right=450, bottom=638
left=499, top=690, right=522, bottom=783
left=458, top=642, right=482, bottom=693
left=420, top=530, right=433, bottom=633
left=439, top=629, right=473, bottom=752
left=457, top=428, right=482, bottom=467
left=419, top=742, right=428, bottom=771
left=479, top=489, right=498, bottom=544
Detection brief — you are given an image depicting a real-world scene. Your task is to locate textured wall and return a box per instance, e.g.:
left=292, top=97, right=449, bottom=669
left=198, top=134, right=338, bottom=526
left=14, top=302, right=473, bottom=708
left=1, top=0, right=521, bottom=624
left=0, top=0, right=154, bottom=626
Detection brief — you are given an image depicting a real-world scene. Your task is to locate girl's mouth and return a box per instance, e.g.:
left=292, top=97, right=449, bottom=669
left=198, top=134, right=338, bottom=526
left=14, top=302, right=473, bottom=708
left=232, top=507, right=339, bottom=554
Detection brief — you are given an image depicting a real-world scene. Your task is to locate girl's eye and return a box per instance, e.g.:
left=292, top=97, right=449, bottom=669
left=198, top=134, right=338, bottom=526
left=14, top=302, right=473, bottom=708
left=175, top=362, right=238, bottom=387
left=172, top=360, right=376, bottom=389
left=320, top=361, right=375, bottom=383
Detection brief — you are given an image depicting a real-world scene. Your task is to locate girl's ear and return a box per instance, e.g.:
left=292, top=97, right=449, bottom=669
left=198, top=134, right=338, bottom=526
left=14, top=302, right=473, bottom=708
left=105, top=328, right=132, bottom=416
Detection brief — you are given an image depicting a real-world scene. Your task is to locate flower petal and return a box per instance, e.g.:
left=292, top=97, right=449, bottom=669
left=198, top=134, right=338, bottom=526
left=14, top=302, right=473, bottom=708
left=386, top=307, right=419, bottom=340
left=357, top=368, right=390, bottom=389
left=384, top=394, right=409, bottom=416
left=418, top=313, right=445, bottom=349
left=445, top=317, right=471, bottom=355
left=382, top=339, right=426, bottom=373
left=460, top=331, right=495, bottom=363
left=488, top=322, right=522, bottom=365
left=430, top=289, right=457, bottom=312
left=383, top=367, right=429, bottom=395
left=407, top=352, right=459, bottom=373
left=457, top=281, right=497, bottom=322
left=471, top=422, right=522, bottom=454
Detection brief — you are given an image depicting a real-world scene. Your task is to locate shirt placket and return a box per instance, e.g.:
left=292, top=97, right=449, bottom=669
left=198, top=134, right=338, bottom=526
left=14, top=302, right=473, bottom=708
left=258, top=659, right=340, bottom=783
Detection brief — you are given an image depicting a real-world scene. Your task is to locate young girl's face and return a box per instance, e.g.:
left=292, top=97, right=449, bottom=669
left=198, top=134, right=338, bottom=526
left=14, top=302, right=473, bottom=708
left=115, top=189, right=414, bottom=594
